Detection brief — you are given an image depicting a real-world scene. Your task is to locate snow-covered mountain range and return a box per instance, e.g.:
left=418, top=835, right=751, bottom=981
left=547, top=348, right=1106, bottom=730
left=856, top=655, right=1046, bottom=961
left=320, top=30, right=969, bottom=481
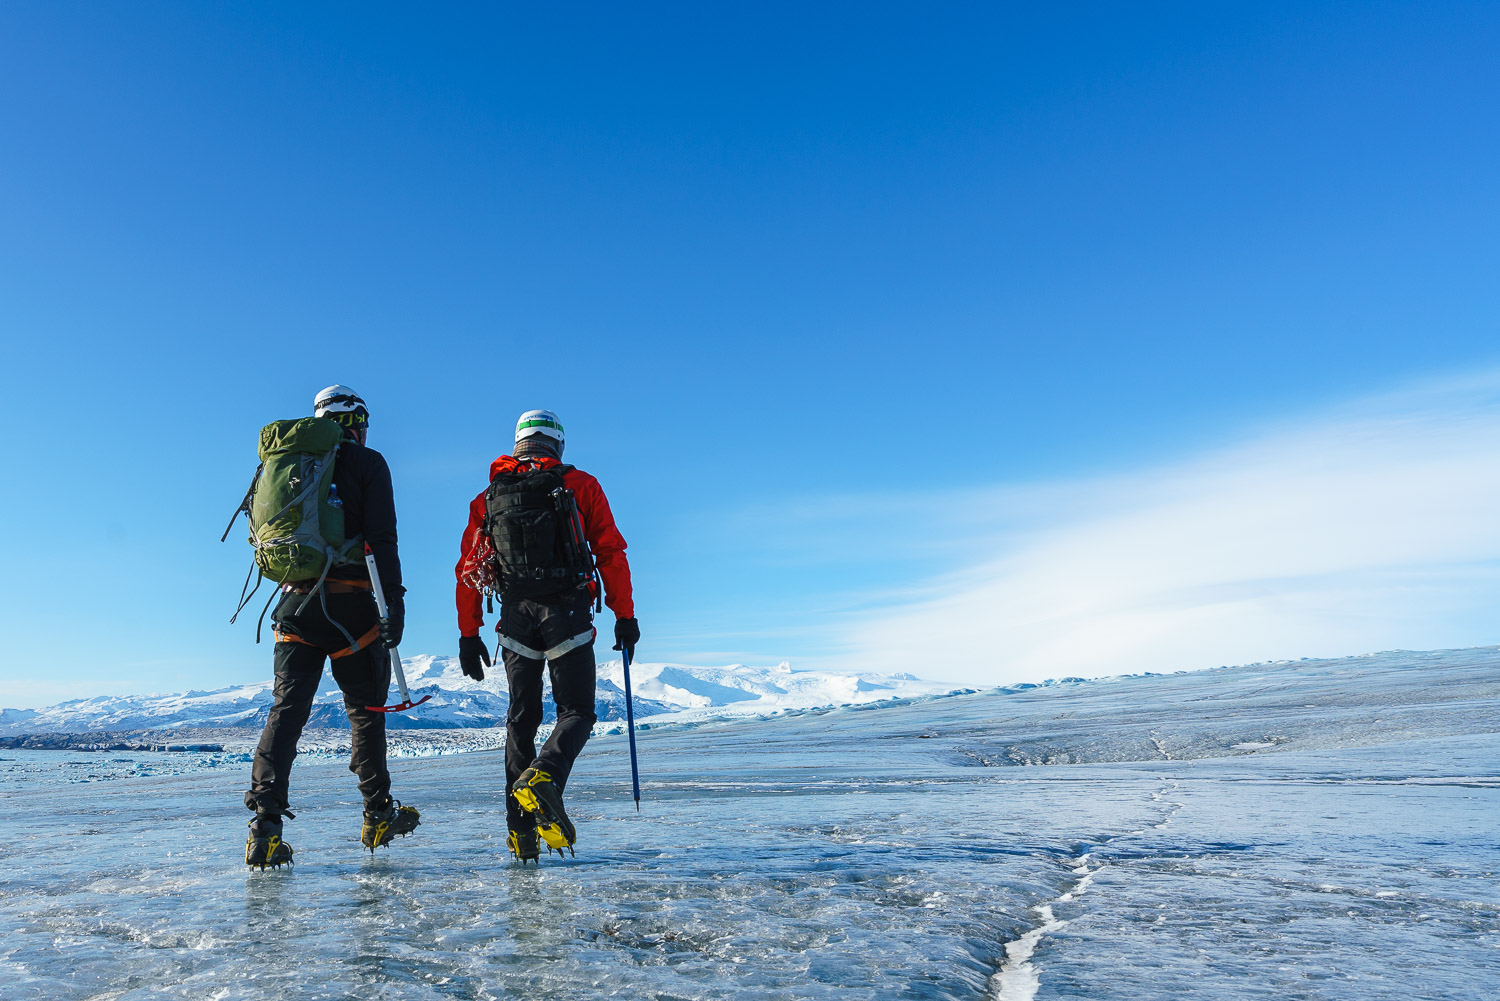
left=0, top=657, right=957, bottom=736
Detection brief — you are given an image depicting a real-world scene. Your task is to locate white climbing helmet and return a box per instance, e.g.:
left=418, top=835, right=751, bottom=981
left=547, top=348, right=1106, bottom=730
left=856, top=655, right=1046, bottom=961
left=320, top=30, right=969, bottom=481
left=313, top=384, right=368, bottom=417
left=515, top=409, right=565, bottom=450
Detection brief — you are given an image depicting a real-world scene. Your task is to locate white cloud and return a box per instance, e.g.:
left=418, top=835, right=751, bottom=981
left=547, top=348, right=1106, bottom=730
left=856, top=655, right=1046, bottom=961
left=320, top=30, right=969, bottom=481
left=827, top=372, right=1500, bottom=685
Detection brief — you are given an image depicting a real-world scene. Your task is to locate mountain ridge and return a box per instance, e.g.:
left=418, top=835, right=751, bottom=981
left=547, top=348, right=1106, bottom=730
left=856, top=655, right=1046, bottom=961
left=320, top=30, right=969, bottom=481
left=0, top=656, right=957, bottom=736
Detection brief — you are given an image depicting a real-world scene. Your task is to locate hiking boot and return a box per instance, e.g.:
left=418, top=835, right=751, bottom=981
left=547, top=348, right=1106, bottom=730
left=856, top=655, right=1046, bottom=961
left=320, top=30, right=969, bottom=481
left=511, top=767, right=576, bottom=855
left=361, top=799, right=421, bottom=852
left=245, top=817, right=293, bottom=869
left=507, top=827, right=540, bottom=863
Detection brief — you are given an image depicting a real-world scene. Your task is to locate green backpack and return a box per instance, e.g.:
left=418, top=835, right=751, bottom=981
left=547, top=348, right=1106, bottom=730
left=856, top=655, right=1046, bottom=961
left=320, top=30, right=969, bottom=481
left=223, top=418, right=362, bottom=625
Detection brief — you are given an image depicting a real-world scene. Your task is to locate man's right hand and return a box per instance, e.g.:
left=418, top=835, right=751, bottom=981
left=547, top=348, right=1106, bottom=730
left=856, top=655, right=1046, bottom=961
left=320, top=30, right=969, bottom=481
left=459, top=634, right=491, bottom=681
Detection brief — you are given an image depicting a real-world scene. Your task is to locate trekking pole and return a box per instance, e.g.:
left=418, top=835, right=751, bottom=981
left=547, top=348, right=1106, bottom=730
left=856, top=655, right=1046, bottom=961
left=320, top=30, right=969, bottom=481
left=621, top=645, right=642, bottom=810
left=362, top=543, right=432, bottom=714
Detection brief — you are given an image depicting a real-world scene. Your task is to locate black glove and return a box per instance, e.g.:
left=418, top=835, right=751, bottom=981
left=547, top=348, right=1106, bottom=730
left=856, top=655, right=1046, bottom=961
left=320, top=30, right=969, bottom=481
left=379, top=599, right=404, bottom=648
left=459, top=634, right=491, bottom=681
left=612, top=617, right=640, bottom=656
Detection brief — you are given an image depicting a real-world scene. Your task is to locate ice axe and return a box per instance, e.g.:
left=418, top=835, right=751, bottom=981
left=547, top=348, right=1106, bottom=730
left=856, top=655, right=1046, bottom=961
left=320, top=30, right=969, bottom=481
left=362, top=543, right=431, bottom=714
left=621, top=645, right=642, bottom=810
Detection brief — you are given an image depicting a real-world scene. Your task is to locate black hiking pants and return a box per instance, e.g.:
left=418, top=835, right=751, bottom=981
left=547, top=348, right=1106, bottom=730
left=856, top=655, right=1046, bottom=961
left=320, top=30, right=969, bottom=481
left=244, top=586, right=393, bottom=820
left=500, top=591, right=598, bottom=832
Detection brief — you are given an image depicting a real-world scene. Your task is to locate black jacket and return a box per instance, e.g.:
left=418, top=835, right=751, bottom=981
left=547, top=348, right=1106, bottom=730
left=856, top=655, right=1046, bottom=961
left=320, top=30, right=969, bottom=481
left=331, top=441, right=404, bottom=620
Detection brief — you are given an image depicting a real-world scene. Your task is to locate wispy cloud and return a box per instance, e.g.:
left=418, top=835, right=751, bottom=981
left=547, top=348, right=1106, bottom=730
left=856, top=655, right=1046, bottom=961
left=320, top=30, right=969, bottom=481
left=819, top=372, right=1500, bottom=685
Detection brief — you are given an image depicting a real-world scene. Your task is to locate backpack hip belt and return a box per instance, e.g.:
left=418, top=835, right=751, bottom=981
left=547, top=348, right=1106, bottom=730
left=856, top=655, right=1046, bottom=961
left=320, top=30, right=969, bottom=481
left=283, top=579, right=372, bottom=595
left=494, top=627, right=597, bottom=663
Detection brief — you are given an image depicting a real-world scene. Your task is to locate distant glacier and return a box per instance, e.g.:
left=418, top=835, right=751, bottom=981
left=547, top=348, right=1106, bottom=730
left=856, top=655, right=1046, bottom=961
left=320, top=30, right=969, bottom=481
left=0, top=656, right=961, bottom=738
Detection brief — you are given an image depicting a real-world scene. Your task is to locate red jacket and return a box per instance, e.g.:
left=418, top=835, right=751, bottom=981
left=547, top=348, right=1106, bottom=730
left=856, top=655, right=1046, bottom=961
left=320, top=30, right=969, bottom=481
left=455, top=455, right=633, bottom=636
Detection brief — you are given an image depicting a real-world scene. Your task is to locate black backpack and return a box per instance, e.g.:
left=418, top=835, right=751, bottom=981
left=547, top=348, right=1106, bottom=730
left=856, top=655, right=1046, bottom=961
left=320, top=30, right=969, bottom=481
left=483, top=464, right=596, bottom=599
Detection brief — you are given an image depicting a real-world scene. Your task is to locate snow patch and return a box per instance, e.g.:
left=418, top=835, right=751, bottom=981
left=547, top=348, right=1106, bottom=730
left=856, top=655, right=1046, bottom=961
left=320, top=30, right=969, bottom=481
left=992, top=904, right=1067, bottom=1001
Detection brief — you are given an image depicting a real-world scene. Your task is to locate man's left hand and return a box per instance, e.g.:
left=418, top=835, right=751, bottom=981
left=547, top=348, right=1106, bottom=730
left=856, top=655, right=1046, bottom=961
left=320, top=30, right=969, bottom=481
left=613, top=617, right=640, bottom=656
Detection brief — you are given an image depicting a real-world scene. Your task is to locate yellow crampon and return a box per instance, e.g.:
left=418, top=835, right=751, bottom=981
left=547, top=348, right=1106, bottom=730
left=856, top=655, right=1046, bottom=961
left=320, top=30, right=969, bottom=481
left=361, top=802, right=421, bottom=852
left=511, top=768, right=555, bottom=819
left=507, top=828, right=540, bottom=863
left=512, top=769, right=576, bottom=857
left=536, top=822, right=573, bottom=855
left=245, top=833, right=293, bottom=870
left=511, top=783, right=543, bottom=816
left=363, top=819, right=390, bottom=853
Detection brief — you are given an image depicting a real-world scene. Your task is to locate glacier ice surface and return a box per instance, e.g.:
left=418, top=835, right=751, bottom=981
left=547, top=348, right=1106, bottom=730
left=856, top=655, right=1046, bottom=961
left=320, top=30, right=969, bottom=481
left=1, top=647, right=1497, bottom=999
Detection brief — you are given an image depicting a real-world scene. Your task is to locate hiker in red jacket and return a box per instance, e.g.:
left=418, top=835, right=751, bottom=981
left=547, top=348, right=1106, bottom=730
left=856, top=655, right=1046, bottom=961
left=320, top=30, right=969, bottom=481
left=454, top=409, right=637, bottom=861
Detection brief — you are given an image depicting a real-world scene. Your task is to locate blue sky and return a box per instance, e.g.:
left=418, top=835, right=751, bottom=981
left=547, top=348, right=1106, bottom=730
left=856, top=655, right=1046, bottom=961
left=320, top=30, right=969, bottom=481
left=3, top=3, right=1500, bottom=705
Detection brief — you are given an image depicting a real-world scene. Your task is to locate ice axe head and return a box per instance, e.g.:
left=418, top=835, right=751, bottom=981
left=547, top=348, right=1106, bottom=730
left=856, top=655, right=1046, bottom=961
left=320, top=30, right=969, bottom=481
left=359, top=545, right=427, bottom=713
left=366, top=693, right=432, bottom=713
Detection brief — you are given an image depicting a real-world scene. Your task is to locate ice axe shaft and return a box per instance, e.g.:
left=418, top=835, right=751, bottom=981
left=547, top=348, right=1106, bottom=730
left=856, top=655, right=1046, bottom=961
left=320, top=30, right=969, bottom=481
left=363, top=544, right=431, bottom=713
left=622, top=646, right=641, bottom=809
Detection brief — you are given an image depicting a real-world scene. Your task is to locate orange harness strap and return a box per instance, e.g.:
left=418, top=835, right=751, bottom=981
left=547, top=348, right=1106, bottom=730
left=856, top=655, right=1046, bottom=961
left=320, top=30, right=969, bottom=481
left=273, top=624, right=381, bottom=659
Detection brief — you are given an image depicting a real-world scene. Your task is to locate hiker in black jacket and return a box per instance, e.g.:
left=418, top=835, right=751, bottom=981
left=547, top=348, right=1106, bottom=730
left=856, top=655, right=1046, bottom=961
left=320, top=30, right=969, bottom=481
left=243, top=385, right=419, bottom=868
